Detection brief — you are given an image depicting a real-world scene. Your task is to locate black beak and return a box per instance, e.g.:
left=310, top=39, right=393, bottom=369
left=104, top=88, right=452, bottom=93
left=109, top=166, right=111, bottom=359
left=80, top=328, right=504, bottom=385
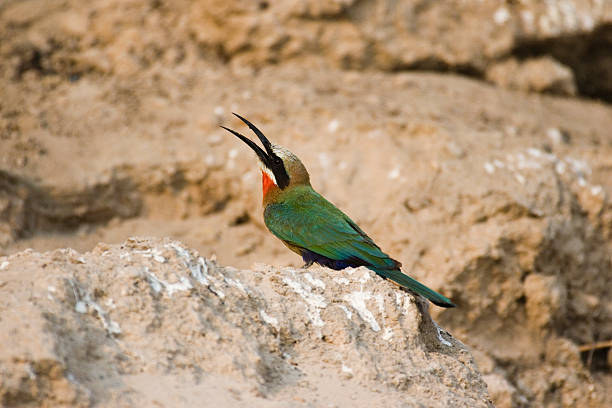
left=220, top=113, right=290, bottom=189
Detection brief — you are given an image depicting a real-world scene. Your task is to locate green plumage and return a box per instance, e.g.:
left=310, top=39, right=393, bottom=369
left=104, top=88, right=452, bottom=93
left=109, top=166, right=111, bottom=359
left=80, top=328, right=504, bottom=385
left=264, top=185, right=455, bottom=308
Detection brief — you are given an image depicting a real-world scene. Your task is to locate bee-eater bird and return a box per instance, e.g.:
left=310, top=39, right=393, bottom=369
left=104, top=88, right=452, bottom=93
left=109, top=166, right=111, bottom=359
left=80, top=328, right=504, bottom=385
left=221, top=113, right=455, bottom=308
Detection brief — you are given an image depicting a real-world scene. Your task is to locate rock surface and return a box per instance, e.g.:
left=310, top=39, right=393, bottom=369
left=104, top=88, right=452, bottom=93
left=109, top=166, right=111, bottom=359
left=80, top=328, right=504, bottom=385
left=0, top=238, right=492, bottom=407
left=485, top=56, right=577, bottom=96
left=1, top=0, right=611, bottom=99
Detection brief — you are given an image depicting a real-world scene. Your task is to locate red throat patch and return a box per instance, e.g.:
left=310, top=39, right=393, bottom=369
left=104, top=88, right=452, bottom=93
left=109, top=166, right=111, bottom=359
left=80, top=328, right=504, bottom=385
left=261, top=170, right=276, bottom=198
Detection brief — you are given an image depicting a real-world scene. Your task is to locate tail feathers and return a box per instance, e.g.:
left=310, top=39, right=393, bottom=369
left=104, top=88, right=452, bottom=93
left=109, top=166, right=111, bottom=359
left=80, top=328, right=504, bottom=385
left=372, top=268, right=455, bottom=308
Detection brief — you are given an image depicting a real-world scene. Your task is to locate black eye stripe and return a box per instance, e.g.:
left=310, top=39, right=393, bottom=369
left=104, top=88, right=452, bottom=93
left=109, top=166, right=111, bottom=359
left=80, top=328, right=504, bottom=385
left=270, top=156, right=289, bottom=189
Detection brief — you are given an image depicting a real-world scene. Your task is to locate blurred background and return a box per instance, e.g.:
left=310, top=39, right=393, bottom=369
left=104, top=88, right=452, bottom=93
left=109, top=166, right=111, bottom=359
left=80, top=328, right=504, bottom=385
left=1, top=0, right=611, bottom=407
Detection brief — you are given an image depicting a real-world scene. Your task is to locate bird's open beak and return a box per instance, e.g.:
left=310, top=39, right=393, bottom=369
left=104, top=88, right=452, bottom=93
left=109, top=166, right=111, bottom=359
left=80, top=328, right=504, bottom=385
left=221, top=113, right=291, bottom=189
left=220, top=113, right=275, bottom=167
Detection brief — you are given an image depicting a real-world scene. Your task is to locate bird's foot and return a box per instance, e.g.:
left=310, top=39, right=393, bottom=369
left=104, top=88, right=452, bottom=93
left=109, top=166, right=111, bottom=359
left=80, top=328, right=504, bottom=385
left=301, top=260, right=314, bottom=269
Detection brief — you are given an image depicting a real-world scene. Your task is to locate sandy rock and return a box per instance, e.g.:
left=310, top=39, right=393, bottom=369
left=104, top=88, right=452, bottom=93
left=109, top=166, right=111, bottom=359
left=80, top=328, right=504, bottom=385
left=471, top=348, right=495, bottom=375
left=486, top=57, right=577, bottom=96
left=1, top=0, right=54, bottom=27
left=0, top=238, right=492, bottom=407
left=2, top=0, right=611, bottom=99
left=482, top=374, right=519, bottom=408
left=524, top=273, right=566, bottom=330
left=515, top=338, right=597, bottom=407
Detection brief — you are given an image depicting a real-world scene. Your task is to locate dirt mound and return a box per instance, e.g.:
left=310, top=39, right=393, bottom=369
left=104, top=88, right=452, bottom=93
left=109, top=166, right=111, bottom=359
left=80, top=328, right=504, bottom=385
left=0, top=238, right=492, bottom=407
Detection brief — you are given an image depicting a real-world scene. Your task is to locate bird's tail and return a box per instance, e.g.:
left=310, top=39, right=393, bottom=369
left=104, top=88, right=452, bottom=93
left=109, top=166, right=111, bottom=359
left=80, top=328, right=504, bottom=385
left=373, top=268, right=455, bottom=308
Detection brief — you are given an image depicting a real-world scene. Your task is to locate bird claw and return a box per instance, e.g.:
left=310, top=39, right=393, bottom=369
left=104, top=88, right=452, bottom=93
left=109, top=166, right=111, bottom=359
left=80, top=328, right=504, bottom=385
left=301, top=261, right=314, bottom=269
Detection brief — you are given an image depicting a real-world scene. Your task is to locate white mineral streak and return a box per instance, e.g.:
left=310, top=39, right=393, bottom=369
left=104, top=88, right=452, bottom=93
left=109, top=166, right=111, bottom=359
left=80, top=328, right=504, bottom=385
left=304, top=272, right=326, bottom=289
left=343, top=291, right=380, bottom=332
left=167, top=243, right=232, bottom=299
left=338, top=304, right=353, bottom=320
left=487, top=147, right=596, bottom=194
left=192, top=257, right=210, bottom=285
left=134, top=247, right=166, bottom=263
left=208, top=285, right=225, bottom=299
left=334, top=277, right=351, bottom=285
left=283, top=275, right=327, bottom=327
left=145, top=268, right=192, bottom=297
left=224, top=277, right=249, bottom=294
left=395, top=291, right=414, bottom=316
left=69, top=279, right=121, bottom=335
left=260, top=309, right=279, bottom=330
left=435, top=322, right=452, bottom=347
left=358, top=270, right=371, bottom=284
left=382, top=327, right=394, bottom=341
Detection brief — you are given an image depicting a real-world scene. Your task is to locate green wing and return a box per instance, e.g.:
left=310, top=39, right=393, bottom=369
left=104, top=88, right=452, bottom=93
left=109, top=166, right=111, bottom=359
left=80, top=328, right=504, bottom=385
left=264, top=186, right=399, bottom=270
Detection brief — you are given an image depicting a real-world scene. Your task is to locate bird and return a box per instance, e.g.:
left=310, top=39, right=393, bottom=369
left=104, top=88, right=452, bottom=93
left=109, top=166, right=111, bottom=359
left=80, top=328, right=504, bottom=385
left=221, top=113, right=455, bottom=308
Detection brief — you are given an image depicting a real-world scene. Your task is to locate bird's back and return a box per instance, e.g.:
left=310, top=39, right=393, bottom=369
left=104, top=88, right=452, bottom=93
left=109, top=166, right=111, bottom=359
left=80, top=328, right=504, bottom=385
left=263, top=185, right=400, bottom=271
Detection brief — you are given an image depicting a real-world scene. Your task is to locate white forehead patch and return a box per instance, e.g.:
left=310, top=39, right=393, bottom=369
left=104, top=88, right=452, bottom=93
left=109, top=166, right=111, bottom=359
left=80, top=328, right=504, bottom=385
left=271, top=144, right=296, bottom=161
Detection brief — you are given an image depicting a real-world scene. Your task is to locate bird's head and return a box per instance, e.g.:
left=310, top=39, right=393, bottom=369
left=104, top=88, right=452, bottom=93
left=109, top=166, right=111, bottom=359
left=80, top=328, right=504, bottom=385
left=221, top=113, right=310, bottom=198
